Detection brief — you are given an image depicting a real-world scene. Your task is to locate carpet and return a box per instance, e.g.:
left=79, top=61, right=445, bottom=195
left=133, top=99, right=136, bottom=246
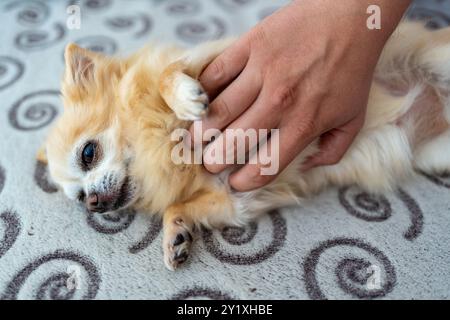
left=0, top=0, right=449, bottom=300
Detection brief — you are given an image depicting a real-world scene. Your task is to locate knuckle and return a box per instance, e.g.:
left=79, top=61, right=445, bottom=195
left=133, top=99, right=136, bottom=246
left=248, top=28, right=267, bottom=48
left=269, top=85, right=296, bottom=111
left=209, top=58, right=227, bottom=82
left=296, top=117, right=316, bottom=139
left=211, top=98, right=232, bottom=125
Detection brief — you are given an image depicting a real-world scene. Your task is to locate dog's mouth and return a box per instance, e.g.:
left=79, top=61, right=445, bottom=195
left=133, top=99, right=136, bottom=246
left=111, top=176, right=134, bottom=211
left=86, top=176, right=136, bottom=214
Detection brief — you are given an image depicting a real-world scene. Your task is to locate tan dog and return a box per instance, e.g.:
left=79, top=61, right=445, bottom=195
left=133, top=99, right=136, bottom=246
left=40, top=22, right=450, bottom=270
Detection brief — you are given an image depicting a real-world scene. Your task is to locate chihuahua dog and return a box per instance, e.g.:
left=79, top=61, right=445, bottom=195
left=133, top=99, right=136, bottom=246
left=40, top=22, right=450, bottom=270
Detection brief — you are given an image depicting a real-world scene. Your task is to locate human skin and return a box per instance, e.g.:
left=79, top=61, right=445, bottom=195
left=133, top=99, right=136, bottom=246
left=190, top=0, right=412, bottom=192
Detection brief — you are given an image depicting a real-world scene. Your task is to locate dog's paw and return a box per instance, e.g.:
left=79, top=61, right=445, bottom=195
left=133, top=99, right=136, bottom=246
left=163, top=219, right=194, bottom=271
left=172, top=74, right=209, bottom=121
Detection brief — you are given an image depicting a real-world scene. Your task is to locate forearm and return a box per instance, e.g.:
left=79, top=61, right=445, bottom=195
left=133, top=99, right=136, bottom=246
left=291, top=1, right=411, bottom=43
left=289, top=0, right=411, bottom=68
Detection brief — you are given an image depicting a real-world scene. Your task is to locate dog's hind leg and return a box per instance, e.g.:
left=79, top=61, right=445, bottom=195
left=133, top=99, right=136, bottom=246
left=374, top=22, right=450, bottom=176
left=389, top=24, right=450, bottom=174
left=162, top=188, right=234, bottom=271
left=159, top=39, right=235, bottom=120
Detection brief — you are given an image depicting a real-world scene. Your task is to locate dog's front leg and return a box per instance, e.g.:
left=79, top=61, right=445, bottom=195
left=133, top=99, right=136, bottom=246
left=159, top=39, right=235, bottom=121
left=162, top=189, right=232, bottom=270
left=159, top=62, right=210, bottom=121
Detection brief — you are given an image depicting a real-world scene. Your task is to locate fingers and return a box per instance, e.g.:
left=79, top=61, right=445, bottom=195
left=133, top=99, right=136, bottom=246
left=199, top=37, right=250, bottom=97
left=228, top=114, right=362, bottom=191
left=228, top=131, right=279, bottom=192
left=202, top=88, right=281, bottom=174
left=229, top=126, right=310, bottom=192
left=300, top=119, right=362, bottom=171
left=189, top=67, right=262, bottom=146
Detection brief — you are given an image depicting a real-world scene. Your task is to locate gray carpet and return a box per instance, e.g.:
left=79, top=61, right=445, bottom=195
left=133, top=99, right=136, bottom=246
left=0, top=0, right=449, bottom=300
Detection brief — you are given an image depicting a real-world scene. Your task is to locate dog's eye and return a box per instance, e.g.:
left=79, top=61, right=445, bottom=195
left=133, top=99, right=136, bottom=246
left=82, top=142, right=96, bottom=167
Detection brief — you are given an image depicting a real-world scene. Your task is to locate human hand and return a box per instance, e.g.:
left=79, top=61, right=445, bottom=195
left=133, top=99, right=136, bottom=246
left=191, top=0, right=411, bottom=191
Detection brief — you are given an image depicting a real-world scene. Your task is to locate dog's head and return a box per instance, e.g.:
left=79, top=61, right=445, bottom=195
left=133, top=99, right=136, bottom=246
left=44, top=43, right=139, bottom=213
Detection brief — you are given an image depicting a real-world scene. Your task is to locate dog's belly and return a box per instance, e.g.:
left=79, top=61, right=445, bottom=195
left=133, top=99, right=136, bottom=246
left=396, top=87, right=449, bottom=148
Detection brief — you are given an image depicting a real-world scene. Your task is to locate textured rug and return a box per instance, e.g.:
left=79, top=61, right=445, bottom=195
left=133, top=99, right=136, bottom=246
left=0, top=0, right=449, bottom=300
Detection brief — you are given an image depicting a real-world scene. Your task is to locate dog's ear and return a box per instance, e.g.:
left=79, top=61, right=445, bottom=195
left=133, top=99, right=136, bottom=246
left=64, top=43, right=97, bottom=88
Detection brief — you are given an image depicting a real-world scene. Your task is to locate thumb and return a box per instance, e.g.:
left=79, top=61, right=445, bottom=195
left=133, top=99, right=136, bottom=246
left=301, top=120, right=362, bottom=171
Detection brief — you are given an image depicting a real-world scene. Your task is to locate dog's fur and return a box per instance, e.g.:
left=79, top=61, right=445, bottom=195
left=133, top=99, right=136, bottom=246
left=41, top=22, right=450, bottom=270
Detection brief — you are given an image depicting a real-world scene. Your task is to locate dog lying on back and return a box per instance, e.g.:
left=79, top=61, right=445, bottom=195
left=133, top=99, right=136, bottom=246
left=40, top=22, right=450, bottom=270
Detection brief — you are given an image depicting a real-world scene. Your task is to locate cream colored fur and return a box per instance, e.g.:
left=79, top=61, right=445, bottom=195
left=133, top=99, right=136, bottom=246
left=42, top=22, right=450, bottom=270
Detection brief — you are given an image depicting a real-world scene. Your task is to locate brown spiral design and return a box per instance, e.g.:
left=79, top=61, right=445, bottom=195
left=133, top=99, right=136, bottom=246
left=420, top=171, right=450, bottom=189
left=215, top=0, right=254, bottom=10
left=5, top=0, right=50, bottom=27
left=8, top=90, right=60, bottom=131
left=34, top=160, right=58, bottom=193
left=339, top=186, right=392, bottom=222
left=0, top=165, right=4, bottom=195
left=0, top=56, right=24, bottom=91
left=128, top=215, right=162, bottom=254
left=0, top=211, right=21, bottom=259
left=303, top=238, right=396, bottom=299
left=67, top=0, right=112, bottom=11
left=35, top=273, right=75, bottom=300
left=166, top=0, right=200, bottom=16
left=176, top=16, right=226, bottom=44
left=171, top=286, right=233, bottom=300
left=105, top=14, right=152, bottom=38
left=408, top=7, right=450, bottom=29
left=75, top=35, right=117, bottom=55
left=86, top=209, right=135, bottom=234
left=220, top=223, right=257, bottom=245
left=15, top=23, right=65, bottom=51
left=1, top=250, right=100, bottom=300
left=339, top=186, right=424, bottom=241
left=201, top=210, right=286, bottom=265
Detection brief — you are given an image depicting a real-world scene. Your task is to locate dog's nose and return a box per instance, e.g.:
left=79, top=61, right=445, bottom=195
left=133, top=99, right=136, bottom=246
left=86, top=193, right=101, bottom=212
left=86, top=193, right=110, bottom=213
